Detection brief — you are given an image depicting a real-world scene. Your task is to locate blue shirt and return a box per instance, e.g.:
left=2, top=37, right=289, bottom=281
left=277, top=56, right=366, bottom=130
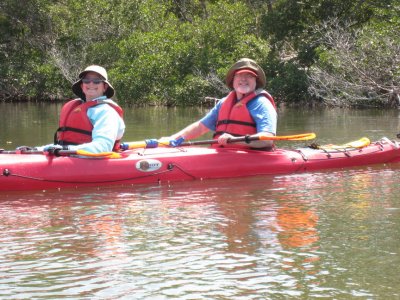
left=200, top=92, right=277, bottom=135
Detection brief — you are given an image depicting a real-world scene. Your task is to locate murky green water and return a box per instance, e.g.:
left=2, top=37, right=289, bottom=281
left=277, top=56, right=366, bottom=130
left=0, top=102, right=399, bottom=299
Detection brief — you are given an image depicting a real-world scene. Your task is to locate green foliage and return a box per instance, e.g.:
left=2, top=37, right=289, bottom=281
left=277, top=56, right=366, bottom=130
left=267, top=60, right=309, bottom=103
left=112, top=1, right=270, bottom=105
left=0, top=0, right=398, bottom=107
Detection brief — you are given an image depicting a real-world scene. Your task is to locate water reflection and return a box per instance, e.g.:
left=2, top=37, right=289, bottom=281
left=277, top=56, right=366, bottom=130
left=0, top=177, right=321, bottom=298
left=0, top=166, right=399, bottom=298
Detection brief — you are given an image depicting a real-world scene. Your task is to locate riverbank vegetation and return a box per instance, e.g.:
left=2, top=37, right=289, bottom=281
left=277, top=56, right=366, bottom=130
left=1, top=0, right=399, bottom=107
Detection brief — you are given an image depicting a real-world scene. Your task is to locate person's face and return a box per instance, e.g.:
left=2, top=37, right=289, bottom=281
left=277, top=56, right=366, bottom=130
left=81, top=72, right=108, bottom=100
left=233, top=72, right=257, bottom=95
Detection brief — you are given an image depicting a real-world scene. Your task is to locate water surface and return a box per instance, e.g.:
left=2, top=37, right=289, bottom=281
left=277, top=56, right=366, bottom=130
left=0, top=103, right=399, bottom=299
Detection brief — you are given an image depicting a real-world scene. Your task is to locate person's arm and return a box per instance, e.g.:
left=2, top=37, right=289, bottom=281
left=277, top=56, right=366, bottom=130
left=168, top=100, right=222, bottom=141
left=170, top=121, right=210, bottom=140
left=69, top=105, right=125, bottom=153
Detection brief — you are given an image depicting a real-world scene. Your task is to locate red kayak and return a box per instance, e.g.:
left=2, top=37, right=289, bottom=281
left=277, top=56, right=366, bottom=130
left=1, top=137, right=400, bottom=192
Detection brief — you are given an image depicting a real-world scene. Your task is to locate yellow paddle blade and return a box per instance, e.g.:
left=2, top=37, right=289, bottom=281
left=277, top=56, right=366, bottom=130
left=319, top=137, right=371, bottom=150
left=259, top=133, right=316, bottom=141
left=341, top=137, right=371, bottom=148
left=75, top=149, right=122, bottom=159
left=105, top=152, right=123, bottom=159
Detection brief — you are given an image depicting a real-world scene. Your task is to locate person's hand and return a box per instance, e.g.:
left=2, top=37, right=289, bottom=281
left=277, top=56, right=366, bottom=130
left=145, top=137, right=185, bottom=148
left=43, top=145, right=63, bottom=151
left=169, top=137, right=185, bottom=147
left=120, top=143, right=129, bottom=151
left=43, top=145, right=68, bottom=155
left=217, top=133, right=233, bottom=145
left=157, top=137, right=185, bottom=147
left=145, top=139, right=159, bottom=148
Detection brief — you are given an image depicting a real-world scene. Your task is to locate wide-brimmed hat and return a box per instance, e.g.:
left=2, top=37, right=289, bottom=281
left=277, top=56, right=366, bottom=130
left=72, top=65, right=115, bottom=100
left=225, top=58, right=266, bottom=89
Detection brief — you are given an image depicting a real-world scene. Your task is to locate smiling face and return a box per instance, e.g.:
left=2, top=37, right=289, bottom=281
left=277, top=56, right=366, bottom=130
left=233, top=72, right=257, bottom=98
left=81, top=72, right=108, bottom=101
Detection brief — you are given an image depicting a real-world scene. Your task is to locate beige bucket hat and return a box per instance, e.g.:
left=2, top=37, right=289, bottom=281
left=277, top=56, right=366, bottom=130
left=72, top=65, right=115, bottom=100
left=225, top=58, right=266, bottom=89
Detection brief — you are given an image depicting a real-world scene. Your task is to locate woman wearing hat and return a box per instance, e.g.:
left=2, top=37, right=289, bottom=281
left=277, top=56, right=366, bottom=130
left=167, top=58, right=277, bottom=149
left=36, top=65, right=125, bottom=154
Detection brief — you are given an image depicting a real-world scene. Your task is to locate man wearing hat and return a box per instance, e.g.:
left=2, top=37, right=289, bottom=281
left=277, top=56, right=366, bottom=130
left=166, top=58, right=277, bottom=149
left=36, top=65, right=125, bottom=154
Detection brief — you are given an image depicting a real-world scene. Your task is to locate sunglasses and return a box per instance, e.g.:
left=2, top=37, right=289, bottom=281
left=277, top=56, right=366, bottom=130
left=81, top=78, right=105, bottom=84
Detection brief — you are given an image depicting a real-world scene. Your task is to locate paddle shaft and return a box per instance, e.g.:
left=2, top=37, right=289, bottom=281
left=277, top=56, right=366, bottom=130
left=180, top=135, right=263, bottom=146
left=122, top=133, right=316, bottom=149
left=0, top=149, right=79, bottom=156
left=1, top=133, right=316, bottom=155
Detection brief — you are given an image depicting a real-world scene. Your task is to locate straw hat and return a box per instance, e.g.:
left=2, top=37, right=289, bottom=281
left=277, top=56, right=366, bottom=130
left=225, top=58, right=266, bottom=89
left=72, top=65, right=115, bottom=100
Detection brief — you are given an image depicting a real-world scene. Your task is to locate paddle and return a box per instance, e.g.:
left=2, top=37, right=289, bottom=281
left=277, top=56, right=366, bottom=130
left=2, top=132, right=315, bottom=156
left=0, top=149, right=121, bottom=158
left=120, top=132, right=316, bottom=150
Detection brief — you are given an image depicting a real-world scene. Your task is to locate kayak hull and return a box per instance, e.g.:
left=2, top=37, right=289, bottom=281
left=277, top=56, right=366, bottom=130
left=1, top=138, right=400, bottom=192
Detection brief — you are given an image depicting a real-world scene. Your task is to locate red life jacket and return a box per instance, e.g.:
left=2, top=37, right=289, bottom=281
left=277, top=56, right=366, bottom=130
left=214, top=90, right=276, bottom=139
left=54, top=98, right=124, bottom=151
